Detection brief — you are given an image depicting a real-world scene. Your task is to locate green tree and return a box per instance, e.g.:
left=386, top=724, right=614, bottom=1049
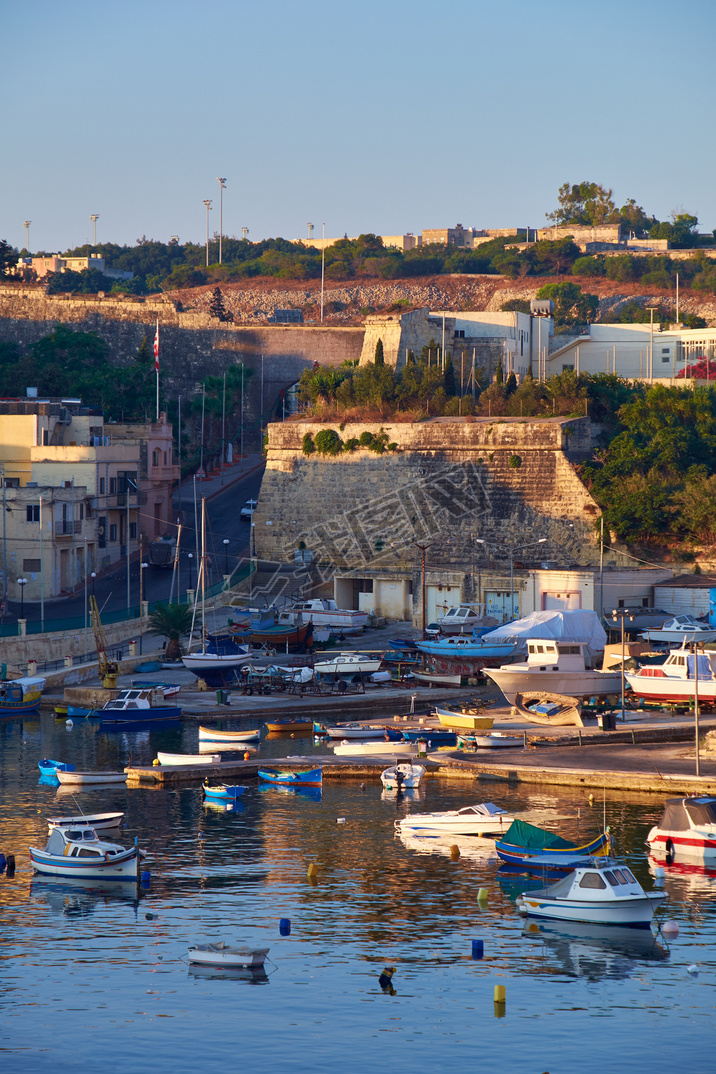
left=208, top=287, right=234, bottom=322
left=374, top=338, right=384, bottom=366
left=547, top=181, right=619, bottom=226
left=536, top=282, right=599, bottom=326
left=147, top=603, right=194, bottom=661
left=443, top=355, right=456, bottom=396
left=0, top=239, right=19, bottom=277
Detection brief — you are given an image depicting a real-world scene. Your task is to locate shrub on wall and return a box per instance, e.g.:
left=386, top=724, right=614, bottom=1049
left=301, top=432, right=316, bottom=455
left=314, top=429, right=344, bottom=455
left=509, top=454, right=522, bottom=468
left=358, top=431, right=374, bottom=447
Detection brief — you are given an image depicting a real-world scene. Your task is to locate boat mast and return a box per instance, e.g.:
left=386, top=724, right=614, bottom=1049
left=201, top=497, right=207, bottom=654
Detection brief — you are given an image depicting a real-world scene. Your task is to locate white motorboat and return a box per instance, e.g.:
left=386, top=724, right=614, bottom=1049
left=130, top=680, right=182, bottom=697
left=484, top=641, right=622, bottom=704
left=313, top=653, right=383, bottom=675
left=646, top=796, right=716, bottom=863
left=461, top=732, right=523, bottom=750
left=29, top=824, right=140, bottom=881
left=380, top=762, right=425, bottom=789
left=437, top=604, right=497, bottom=636
left=325, top=723, right=390, bottom=740
left=517, top=860, right=666, bottom=927
left=331, top=740, right=416, bottom=756
left=182, top=650, right=251, bottom=673
left=186, top=943, right=269, bottom=968
left=198, top=726, right=260, bottom=742
left=56, top=770, right=128, bottom=785
left=639, top=615, right=716, bottom=645
left=96, top=688, right=181, bottom=723
left=46, top=811, right=124, bottom=831
left=284, top=599, right=368, bottom=634
left=396, top=802, right=515, bottom=836
left=625, top=647, right=716, bottom=704
left=156, top=751, right=221, bottom=766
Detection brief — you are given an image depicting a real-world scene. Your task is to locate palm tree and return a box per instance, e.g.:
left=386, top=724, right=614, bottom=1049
left=148, top=602, right=194, bottom=661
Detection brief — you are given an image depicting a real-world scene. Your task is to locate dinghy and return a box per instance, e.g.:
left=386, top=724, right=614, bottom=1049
left=380, top=762, right=425, bottom=790
left=202, top=782, right=247, bottom=801
left=38, top=759, right=75, bottom=777
left=56, top=770, right=127, bottom=785
left=258, top=767, right=322, bottom=787
left=186, top=943, right=269, bottom=968
left=46, top=811, right=124, bottom=832
left=155, top=752, right=220, bottom=766
left=198, top=726, right=260, bottom=743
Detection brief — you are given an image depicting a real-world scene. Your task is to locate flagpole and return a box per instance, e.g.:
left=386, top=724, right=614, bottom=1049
left=154, top=320, right=160, bottom=421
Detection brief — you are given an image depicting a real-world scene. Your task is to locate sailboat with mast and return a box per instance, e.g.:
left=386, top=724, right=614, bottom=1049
left=181, top=498, right=250, bottom=686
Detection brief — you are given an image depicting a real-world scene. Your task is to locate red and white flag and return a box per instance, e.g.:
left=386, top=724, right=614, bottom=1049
left=153, top=321, right=159, bottom=371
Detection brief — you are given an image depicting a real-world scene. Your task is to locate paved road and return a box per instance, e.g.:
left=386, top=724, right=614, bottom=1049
left=4, top=466, right=265, bottom=623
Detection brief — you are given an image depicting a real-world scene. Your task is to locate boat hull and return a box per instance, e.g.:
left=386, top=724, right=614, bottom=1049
left=258, top=767, right=322, bottom=787
left=625, top=672, right=716, bottom=704
left=29, top=846, right=139, bottom=881
left=398, top=812, right=514, bottom=837
left=380, top=764, right=425, bottom=789
left=646, top=829, right=716, bottom=861
left=436, top=712, right=494, bottom=731
left=325, top=725, right=388, bottom=740
left=156, top=752, right=220, bottom=765
left=264, top=720, right=313, bottom=733
left=518, top=892, right=665, bottom=927
left=484, top=668, right=623, bottom=704
left=187, top=945, right=269, bottom=968
left=198, top=726, right=260, bottom=742
left=46, top=812, right=124, bottom=831
left=332, top=741, right=416, bottom=756
left=56, top=771, right=127, bottom=785
left=202, top=785, right=247, bottom=800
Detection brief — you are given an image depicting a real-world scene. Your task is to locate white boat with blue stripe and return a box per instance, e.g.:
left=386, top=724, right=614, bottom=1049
left=29, top=824, right=141, bottom=881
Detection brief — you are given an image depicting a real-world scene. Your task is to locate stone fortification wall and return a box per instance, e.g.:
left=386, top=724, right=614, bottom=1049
left=0, top=286, right=363, bottom=447
left=253, top=417, right=601, bottom=583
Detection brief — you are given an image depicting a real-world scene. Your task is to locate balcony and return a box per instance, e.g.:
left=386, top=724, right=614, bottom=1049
left=54, top=521, right=82, bottom=537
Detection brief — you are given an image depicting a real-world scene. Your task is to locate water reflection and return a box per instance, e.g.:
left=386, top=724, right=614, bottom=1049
left=257, top=784, right=322, bottom=802
left=187, top=965, right=269, bottom=985
left=523, top=919, right=669, bottom=980
left=398, top=830, right=499, bottom=866
left=30, top=876, right=141, bottom=913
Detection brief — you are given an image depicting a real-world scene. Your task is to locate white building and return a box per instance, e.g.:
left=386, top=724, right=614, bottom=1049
left=547, top=323, right=716, bottom=382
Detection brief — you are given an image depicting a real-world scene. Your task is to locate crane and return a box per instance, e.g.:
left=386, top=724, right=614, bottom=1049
left=89, top=595, right=119, bottom=688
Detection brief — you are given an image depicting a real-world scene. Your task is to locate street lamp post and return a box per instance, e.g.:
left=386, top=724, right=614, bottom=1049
left=188, top=553, right=194, bottom=591
left=203, top=199, right=212, bottom=266
left=139, top=561, right=148, bottom=654
left=508, top=539, right=547, bottom=621
left=413, top=542, right=431, bottom=638
left=91, top=572, right=96, bottom=598
left=611, top=609, right=634, bottom=721
left=18, top=578, right=27, bottom=620
left=223, top=538, right=230, bottom=575
left=216, top=178, right=226, bottom=264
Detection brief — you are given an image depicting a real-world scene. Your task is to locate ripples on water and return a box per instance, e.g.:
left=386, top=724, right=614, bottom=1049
left=1, top=715, right=715, bottom=1072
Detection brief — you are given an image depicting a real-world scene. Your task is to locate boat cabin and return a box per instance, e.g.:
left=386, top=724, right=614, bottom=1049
left=103, top=689, right=157, bottom=711
left=45, top=825, right=123, bottom=859
left=440, top=604, right=485, bottom=623
left=641, top=651, right=716, bottom=680
left=658, top=796, right=716, bottom=833
left=534, top=861, right=644, bottom=901
left=525, top=641, right=589, bottom=670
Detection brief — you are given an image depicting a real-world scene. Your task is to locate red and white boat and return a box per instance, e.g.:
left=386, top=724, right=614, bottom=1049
left=625, top=647, right=716, bottom=704
left=646, top=796, right=716, bottom=862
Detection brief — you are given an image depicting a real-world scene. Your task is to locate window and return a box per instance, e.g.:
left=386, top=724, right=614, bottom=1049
left=662, top=347, right=670, bottom=353
left=4, top=477, right=19, bottom=488
left=453, top=329, right=465, bottom=339
left=163, top=451, right=167, bottom=465
left=23, top=559, right=41, bottom=572
left=562, top=364, right=574, bottom=372
left=578, top=872, right=607, bottom=889
left=109, top=524, right=117, bottom=542
left=152, top=450, right=160, bottom=466
left=662, top=355, right=670, bottom=363
left=99, top=477, right=105, bottom=495
left=129, top=522, right=137, bottom=539
left=26, top=505, right=40, bottom=522
left=79, top=503, right=84, bottom=520
left=109, top=478, right=117, bottom=495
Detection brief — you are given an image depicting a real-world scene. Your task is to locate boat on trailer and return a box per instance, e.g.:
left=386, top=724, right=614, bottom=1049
left=517, top=859, right=666, bottom=927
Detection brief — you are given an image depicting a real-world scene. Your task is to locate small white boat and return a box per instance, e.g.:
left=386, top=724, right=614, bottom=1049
left=186, top=943, right=270, bottom=968
left=437, top=603, right=497, bottom=636
left=332, top=740, right=416, bottom=756
left=626, top=647, right=716, bottom=704
left=517, top=860, right=666, bottom=927
left=314, top=653, right=383, bottom=675
left=462, top=732, right=523, bottom=750
left=396, top=802, right=515, bottom=836
left=29, top=824, right=140, bottom=881
left=46, top=811, right=124, bottom=831
left=284, top=598, right=368, bottom=634
left=640, top=615, right=716, bottom=645
left=56, top=770, right=128, bottom=785
left=156, top=751, right=221, bottom=766
left=484, top=641, right=622, bottom=704
left=381, top=762, right=425, bottom=789
left=131, top=680, right=182, bottom=697
left=198, top=726, right=260, bottom=743
left=646, top=796, right=716, bottom=863
left=325, top=723, right=389, bottom=740
left=412, top=669, right=462, bottom=688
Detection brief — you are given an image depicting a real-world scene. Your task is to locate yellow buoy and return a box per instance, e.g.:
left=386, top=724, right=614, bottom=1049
left=306, top=862, right=319, bottom=878
left=477, top=888, right=488, bottom=902
left=152, top=758, right=160, bottom=766
left=494, top=984, right=506, bottom=1002
left=450, top=845, right=460, bottom=860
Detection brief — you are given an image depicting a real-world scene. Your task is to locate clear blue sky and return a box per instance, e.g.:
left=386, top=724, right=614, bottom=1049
left=4, top=0, right=715, bottom=253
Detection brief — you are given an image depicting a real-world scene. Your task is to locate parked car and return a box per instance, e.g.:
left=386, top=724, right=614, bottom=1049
left=240, top=499, right=258, bottom=520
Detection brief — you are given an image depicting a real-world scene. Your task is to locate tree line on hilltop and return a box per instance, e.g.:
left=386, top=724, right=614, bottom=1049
left=1, top=179, right=714, bottom=300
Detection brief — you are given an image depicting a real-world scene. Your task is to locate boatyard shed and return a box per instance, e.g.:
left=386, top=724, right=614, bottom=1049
left=653, top=574, right=716, bottom=619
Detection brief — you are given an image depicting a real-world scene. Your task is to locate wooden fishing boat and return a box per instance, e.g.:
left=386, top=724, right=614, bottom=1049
left=517, top=860, right=666, bottom=927
left=202, top=781, right=247, bottom=800
left=513, top=691, right=584, bottom=728
left=401, top=728, right=457, bottom=746
left=156, top=751, right=220, bottom=766
left=380, top=762, right=425, bottom=790
left=56, top=770, right=128, bottom=785
left=332, top=740, right=416, bottom=756
left=496, top=819, right=611, bottom=872
left=38, top=759, right=75, bottom=777
left=46, top=811, right=124, bottom=832
left=258, top=767, right=322, bottom=787
left=264, top=719, right=314, bottom=733
left=0, top=676, right=45, bottom=714
left=29, top=824, right=140, bottom=881
left=198, top=725, right=260, bottom=743
left=186, top=943, right=269, bottom=968
left=325, top=723, right=391, bottom=740
left=412, top=669, right=462, bottom=688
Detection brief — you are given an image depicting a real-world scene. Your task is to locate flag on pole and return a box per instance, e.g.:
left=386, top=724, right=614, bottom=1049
left=153, top=320, right=159, bottom=371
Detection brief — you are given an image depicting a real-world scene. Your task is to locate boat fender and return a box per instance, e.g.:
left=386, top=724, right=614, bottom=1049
left=378, top=967, right=396, bottom=993
left=141, top=871, right=151, bottom=887
left=6, top=854, right=15, bottom=877
left=477, top=888, right=488, bottom=903
left=471, top=940, right=484, bottom=960
left=279, top=918, right=291, bottom=935
left=665, top=838, right=675, bottom=865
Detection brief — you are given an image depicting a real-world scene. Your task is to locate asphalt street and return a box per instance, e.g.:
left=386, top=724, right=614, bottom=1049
left=4, top=468, right=264, bottom=623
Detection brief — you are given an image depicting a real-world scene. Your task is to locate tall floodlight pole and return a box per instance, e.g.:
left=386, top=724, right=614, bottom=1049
left=241, top=227, right=249, bottom=239
left=221, top=372, right=226, bottom=486
left=216, top=178, right=226, bottom=264
left=320, top=222, right=325, bottom=323
left=90, top=214, right=99, bottom=246
left=203, top=200, right=212, bottom=266
left=307, top=223, right=314, bottom=239
left=23, top=221, right=31, bottom=252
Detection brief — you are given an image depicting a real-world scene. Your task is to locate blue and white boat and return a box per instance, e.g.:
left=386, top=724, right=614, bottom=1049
left=29, top=824, right=141, bottom=882
left=416, top=636, right=515, bottom=660
left=517, top=860, right=666, bottom=927
left=258, top=767, right=322, bottom=787
left=202, top=782, right=247, bottom=801
left=496, top=819, right=611, bottom=873
left=401, top=728, right=457, bottom=746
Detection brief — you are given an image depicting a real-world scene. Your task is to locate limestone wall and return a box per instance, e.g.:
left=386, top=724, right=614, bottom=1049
left=253, top=417, right=601, bottom=587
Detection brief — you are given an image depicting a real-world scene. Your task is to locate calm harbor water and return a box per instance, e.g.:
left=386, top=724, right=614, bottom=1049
left=1, top=713, right=715, bottom=1073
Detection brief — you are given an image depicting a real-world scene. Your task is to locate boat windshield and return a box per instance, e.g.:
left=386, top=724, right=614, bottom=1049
left=578, top=872, right=607, bottom=889
left=685, top=799, right=716, bottom=826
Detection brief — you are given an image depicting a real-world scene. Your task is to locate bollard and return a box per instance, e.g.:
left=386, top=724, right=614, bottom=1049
left=279, top=918, right=291, bottom=935
left=471, top=940, right=484, bottom=960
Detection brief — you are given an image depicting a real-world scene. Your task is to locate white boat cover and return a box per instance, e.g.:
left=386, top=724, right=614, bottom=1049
left=481, top=610, right=606, bottom=659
